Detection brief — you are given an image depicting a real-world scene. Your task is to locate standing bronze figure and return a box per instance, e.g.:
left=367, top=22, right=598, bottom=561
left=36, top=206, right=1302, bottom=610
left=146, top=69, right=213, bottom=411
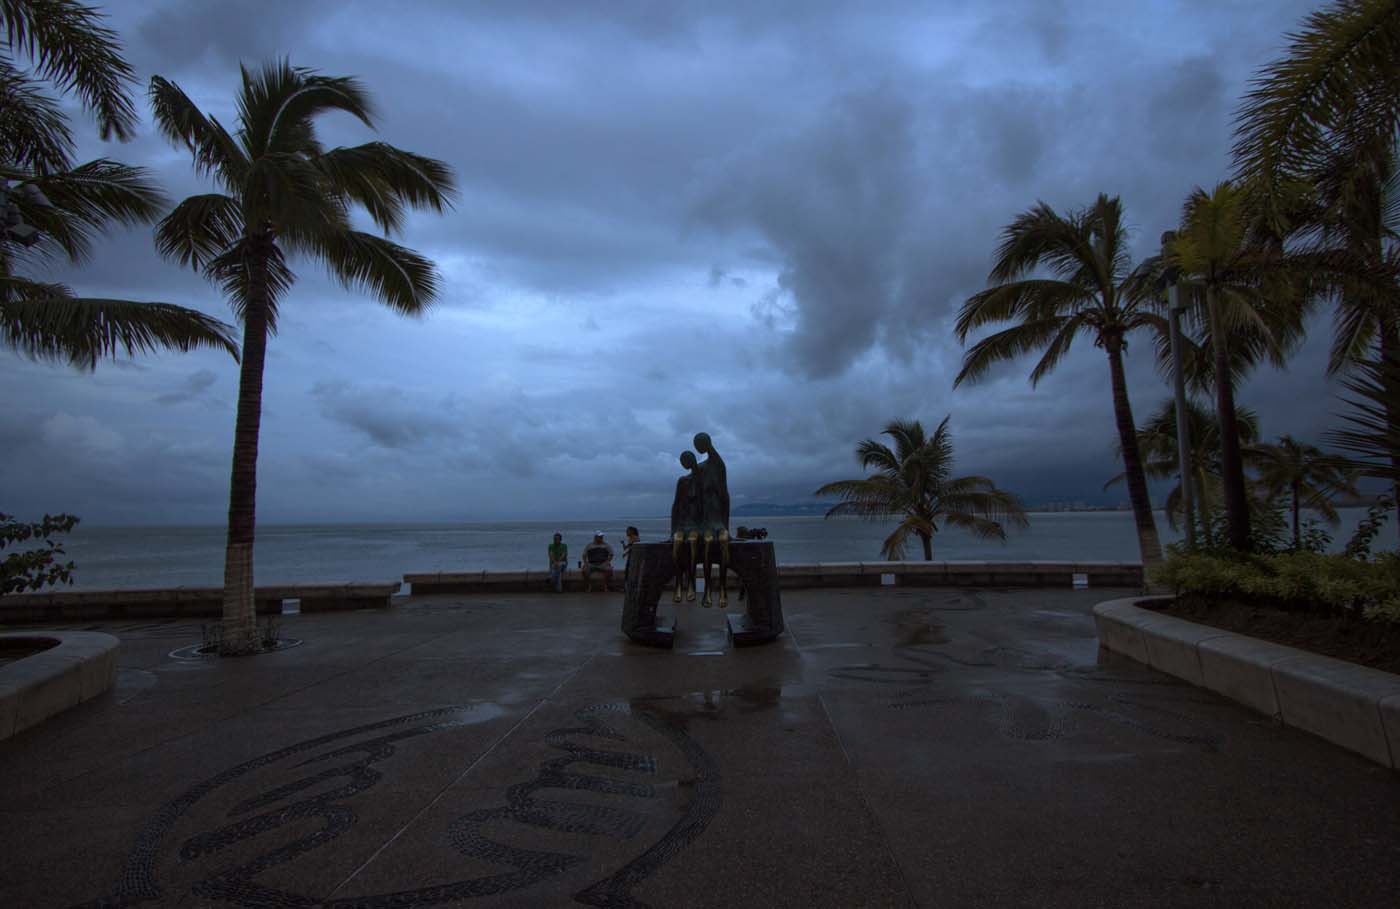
left=694, top=432, right=730, bottom=607
left=670, top=450, right=702, bottom=602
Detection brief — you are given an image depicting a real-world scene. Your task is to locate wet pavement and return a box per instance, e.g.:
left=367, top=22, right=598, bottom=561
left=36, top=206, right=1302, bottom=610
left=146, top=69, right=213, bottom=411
left=1, top=587, right=1398, bottom=907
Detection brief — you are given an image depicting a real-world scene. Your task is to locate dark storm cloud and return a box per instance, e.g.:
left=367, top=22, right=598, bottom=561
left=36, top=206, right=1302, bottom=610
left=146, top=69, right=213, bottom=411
left=310, top=381, right=460, bottom=450
left=5, top=0, right=1348, bottom=525
left=153, top=368, right=219, bottom=406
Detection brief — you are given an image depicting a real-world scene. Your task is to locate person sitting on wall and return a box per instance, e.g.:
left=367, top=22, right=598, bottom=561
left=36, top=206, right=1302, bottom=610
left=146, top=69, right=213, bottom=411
left=547, top=532, right=568, bottom=593
left=581, top=532, right=615, bottom=592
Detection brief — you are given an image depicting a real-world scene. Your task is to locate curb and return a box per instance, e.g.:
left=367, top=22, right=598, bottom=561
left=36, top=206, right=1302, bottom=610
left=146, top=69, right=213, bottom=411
left=0, top=631, right=120, bottom=741
left=1093, top=597, right=1400, bottom=769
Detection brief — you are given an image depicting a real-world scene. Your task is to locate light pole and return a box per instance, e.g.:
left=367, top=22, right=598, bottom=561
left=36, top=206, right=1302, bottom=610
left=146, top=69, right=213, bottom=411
left=1161, top=230, right=1195, bottom=550
left=1, top=177, right=47, bottom=247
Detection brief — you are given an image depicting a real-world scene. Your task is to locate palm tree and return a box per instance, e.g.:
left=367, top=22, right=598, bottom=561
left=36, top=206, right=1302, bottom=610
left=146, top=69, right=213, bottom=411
left=815, top=417, right=1027, bottom=561
left=1234, top=0, right=1400, bottom=531
left=150, top=62, right=455, bottom=653
left=1327, top=352, right=1400, bottom=488
left=1164, top=182, right=1308, bottom=551
left=1249, top=435, right=1357, bottom=549
left=1, top=0, right=239, bottom=367
left=1105, top=398, right=1260, bottom=549
left=955, top=194, right=1166, bottom=566
left=1233, top=0, right=1400, bottom=235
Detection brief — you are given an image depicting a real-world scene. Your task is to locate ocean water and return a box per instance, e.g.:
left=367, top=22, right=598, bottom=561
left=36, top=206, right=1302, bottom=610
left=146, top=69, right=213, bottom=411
left=43, top=509, right=1399, bottom=590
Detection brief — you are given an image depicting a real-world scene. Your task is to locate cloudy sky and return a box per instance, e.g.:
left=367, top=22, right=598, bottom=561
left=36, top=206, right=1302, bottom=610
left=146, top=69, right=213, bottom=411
left=5, top=0, right=1345, bottom=525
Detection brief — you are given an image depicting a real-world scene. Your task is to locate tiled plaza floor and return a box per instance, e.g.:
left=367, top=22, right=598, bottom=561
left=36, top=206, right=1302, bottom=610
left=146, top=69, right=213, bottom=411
left=2, top=587, right=1398, bottom=907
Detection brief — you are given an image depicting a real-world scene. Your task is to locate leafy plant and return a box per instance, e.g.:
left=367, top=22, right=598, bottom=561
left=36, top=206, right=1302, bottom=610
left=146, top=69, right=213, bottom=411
left=1344, top=494, right=1394, bottom=558
left=1, top=511, right=79, bottom=594
left=1150, top=548, right=1400, bottom=620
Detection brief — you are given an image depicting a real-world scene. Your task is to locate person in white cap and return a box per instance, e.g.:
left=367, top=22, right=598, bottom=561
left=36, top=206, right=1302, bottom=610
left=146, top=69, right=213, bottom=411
left=580, top=532, right=616, bottom=592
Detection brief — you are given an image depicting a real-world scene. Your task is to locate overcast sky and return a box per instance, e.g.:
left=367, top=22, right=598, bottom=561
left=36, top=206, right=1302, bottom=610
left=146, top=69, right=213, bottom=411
left=5, top=0, right=1347, bottom=525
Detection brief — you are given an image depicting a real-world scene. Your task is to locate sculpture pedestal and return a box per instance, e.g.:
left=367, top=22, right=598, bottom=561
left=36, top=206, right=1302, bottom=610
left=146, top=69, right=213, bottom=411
left=620, top=541, right=784, bottom=648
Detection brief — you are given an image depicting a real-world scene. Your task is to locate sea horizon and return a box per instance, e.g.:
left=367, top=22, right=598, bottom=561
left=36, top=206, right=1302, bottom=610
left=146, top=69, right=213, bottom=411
left=41, top=508, right=1397, bottom=591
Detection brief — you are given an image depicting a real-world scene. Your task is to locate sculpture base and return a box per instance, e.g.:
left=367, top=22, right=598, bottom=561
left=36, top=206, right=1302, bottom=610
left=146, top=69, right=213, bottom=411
left=725, top=612, right=781, bottom=647
left=621, top=541, right=784, bottom=648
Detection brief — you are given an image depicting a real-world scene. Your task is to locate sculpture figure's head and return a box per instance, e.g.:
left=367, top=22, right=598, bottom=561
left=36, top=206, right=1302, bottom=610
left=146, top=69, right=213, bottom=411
left=680, top=450, right=697, bottom=469
left=693, top=432, right=712, bottom=453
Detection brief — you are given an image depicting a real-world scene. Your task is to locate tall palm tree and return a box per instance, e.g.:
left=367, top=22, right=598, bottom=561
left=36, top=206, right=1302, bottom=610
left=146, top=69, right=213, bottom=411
left=1105, top=398, right=1260, bottom=549
left=1233, top=0, right=1400, bottom=236
left=815, top=417, right=1027, bottom=561
left=151, top=62, right=455, bottom=653
left=955, top=194, right=1166, bottom=565
left=1234, top=1, right=1400, bottom=531
left=1249, top=435, right=1357, bottom=549
left=1165, top=182, right=1308, bottom=551
left=1, top=0, right=238, bottom=367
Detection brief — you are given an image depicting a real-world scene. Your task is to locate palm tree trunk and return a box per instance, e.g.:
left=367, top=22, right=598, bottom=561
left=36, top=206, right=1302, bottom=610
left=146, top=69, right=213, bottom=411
left=1104, top=337, right=1162, bottom=566
left=220, top=240, right=272, bottom=654
left=1208, top=287, right=1251, bottom=550
left=1290, top=482, right=1301, bottom=550
left=919, top=531, right=932, bottom=560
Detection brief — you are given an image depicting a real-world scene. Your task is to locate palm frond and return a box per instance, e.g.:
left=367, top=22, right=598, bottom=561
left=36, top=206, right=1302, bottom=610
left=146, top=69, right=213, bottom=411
left=1, top=0, right=138, bottom=140
left=954, top=316, right=1069, bottom=387
left=313, top=230, right=440, bottom=316
left=148, top=76, right=248, bottom=185
left=155, top=193, right=242, bottom=272
left=855, top=438, right=900, bottom=475
left=205, top=237, right=294, bottom=330
left=314, top=142, right=456, bottom=235
left=9, top=158, right=164, bottom=264
left=1325, top=352, right=1400, bottom=482
left=238, top=60, right=375, bottom=158
left=0, top=277, right=238, bottom=368
left=954, top=279, right=1083, bottom=340
left=1233, top=0, right=1400, bottom=216
left=0, top=58, right=72, bottom=172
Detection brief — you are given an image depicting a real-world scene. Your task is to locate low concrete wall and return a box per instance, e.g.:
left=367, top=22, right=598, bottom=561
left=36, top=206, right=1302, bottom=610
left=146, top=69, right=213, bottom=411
left=0, top=631, right=119, bottom=741
left=0, top=583, right=401, bottom=623
left=406, top=561, right=1143, bottom=595
left=1094, top=597, right=1400, bottom=769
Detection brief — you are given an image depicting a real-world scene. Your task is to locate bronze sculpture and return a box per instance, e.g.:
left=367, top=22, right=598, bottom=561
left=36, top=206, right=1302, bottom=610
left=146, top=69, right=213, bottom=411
left=693, top=432, right=730, bottom=608
left=670, top=450, right=702, bottom=602
left=620, top=430, right=783, bottom=647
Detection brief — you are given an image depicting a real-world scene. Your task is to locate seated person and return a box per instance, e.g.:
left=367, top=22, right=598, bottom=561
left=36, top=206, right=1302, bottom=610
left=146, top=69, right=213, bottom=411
left=580, top=532, right=615, bottom=592
left=547, top=532, right=568, bottom=593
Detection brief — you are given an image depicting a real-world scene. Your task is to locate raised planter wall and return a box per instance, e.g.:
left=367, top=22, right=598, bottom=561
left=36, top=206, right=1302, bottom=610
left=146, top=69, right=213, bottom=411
left=1094, top=597, right=1400, bottom=770
left=0, top=631, right=119, bottom=741
left=406, top=561, right=1143, bottom=595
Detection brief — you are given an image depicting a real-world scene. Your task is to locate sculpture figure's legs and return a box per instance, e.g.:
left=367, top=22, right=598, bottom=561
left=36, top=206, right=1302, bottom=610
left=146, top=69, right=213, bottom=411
left=717, top=530, right=730, bottom=608
left=701, top=532, right=713, bottom=607
left=672, top=532, right=685, bottom=603
left=687, top=533, right=698, bottom=601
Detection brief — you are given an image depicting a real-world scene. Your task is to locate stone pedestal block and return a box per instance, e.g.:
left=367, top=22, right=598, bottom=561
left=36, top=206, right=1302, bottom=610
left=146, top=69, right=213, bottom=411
left=620, top=541, right=785, bottom=648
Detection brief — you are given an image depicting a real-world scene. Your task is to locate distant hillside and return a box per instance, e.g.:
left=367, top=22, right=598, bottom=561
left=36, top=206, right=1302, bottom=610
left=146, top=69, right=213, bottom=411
left=732, top=502, right=833, bottom=516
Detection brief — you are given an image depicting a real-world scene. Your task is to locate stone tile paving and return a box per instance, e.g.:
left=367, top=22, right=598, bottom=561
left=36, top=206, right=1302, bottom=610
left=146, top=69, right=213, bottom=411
left=1, top=588, right=1398, bottom=907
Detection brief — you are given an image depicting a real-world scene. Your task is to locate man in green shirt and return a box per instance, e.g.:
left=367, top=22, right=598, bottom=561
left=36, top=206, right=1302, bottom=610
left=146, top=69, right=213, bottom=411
left=547, top=533, right=568, bottom=593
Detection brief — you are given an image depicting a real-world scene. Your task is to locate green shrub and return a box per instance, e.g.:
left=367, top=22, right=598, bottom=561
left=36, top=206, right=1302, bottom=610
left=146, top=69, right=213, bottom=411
left=1149, top=550, right=1400, bottom=621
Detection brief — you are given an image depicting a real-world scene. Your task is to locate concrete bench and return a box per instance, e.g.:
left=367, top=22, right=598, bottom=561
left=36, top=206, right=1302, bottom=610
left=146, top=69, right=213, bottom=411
left=0, top=582, right=401, bottom=623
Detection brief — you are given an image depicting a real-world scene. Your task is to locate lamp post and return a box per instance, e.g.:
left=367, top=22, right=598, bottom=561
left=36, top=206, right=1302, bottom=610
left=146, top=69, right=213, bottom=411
left=1161, top=230, right=1195, bottom=550
left=0, top=176, right=47, bottom=247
